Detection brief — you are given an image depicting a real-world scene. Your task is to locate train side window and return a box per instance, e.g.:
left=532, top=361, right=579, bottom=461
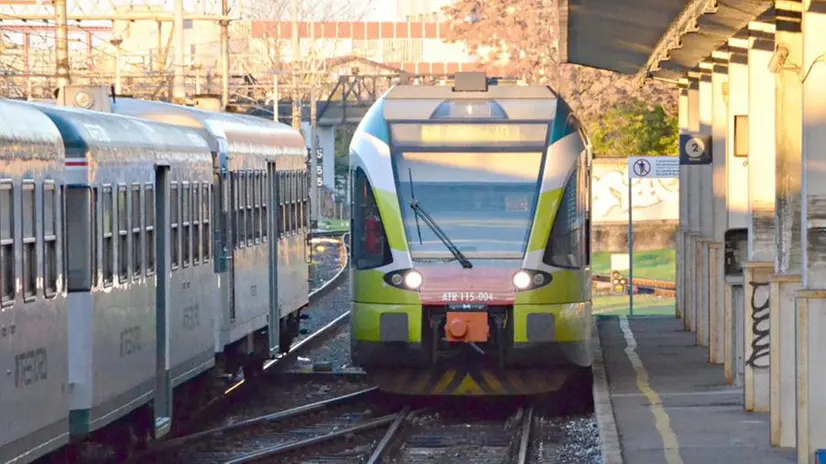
left=352, top=168, right=391, bottom=270
left=66, top=186, right=94, bottom=291
left=193, top=183, right=201, bottom=265
left=543, top=167, right=584, bottom=269
left=145, top=184, right=155, bottom=275
left=43, top=181, right=58, bottom=297
left=0, top=181, right=14, bottom=305
left=288, top=171, right=297, bottom=234
left=117, top=185, right=129, bottom=282
left=182, top=182, right=191, bottom=267
left=171, top=182, right=180, bottom=270
left=278, top=171, right=285, bottom=236
left=302, top=171, right=309, bottom=230
left=91, top=188, right=98, bottom=286
left=132, top=184, right=142, bottom=278
left=245, top=171, right=255, bottom=246
left=102, top=186, right=114, bottom=286
left=261, top=173, right=268, bottom=241
left=239, top=172, right=246, bottom=248
left=252, top=172, right=260, bottom=244
left=22, top=181, right=36, bottom=300
left=203, top=183, right=211, bottom=262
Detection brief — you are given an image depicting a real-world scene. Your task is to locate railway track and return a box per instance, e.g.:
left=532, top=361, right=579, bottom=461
left=144, top=388, right=399, bottom=463
left=367, top=401, right=536, bottom=464
left=127, top=232, right=353, bottom=462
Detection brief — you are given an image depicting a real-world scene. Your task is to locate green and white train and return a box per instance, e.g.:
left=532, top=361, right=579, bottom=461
left=348, top=72, right=593, bottom=396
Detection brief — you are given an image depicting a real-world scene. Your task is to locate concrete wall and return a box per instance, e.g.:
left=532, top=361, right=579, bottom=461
left=591, top=158, right=679, bottom=252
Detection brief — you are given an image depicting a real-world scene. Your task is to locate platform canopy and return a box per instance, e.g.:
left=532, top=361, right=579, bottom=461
left=557, top=0, right=774, bottom=83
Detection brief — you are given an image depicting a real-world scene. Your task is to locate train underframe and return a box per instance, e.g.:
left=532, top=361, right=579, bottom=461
left=352, top=304, right=593, bottom=397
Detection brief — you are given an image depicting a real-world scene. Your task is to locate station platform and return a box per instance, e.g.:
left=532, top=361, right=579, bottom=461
left=594, top=315, right=797, bottom=464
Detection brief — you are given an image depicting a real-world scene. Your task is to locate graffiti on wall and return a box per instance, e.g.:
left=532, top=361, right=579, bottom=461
left=591, top=159, right=679, bottom=223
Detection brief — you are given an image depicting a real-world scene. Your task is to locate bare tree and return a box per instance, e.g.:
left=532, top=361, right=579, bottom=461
left=441, top=0, right=677, bottom=129
left=244, top=0, right=375, bottom=22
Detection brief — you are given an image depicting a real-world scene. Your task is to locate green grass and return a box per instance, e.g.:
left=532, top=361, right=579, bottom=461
left=319, top=219, right=349, bottom=232
left=593, top=294, right=676, bottom=316
left=592, top=248, right=676, bottom=282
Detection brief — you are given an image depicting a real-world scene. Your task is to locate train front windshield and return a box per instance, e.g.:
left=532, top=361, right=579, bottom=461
left=390, top=122, right=549, bottom=259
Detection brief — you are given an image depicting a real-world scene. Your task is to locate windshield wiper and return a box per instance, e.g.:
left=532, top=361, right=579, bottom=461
left=409, top=199, right=473, bottom=269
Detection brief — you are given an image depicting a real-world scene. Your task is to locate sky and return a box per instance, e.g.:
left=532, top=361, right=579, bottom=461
left=365, top=1, right=397, bottom=21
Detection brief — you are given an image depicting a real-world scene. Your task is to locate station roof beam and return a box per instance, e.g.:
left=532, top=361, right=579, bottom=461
left=558, top=0, right=774, bottom=84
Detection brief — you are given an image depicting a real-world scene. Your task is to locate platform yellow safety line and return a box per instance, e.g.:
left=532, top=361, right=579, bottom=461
left=618, top=316, right=684, bottom=464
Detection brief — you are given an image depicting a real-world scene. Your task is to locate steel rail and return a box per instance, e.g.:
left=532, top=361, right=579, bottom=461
left=515, top=406, right=534, bottom=464
left=365, top=408, right=428, bottom=464
left=147, top=386, right=378, bottom=453
left=223, top=409, right=410, bottom=464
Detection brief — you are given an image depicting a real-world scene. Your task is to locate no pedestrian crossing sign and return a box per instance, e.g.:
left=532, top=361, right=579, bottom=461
left=628, top=156, right=679, bottom=179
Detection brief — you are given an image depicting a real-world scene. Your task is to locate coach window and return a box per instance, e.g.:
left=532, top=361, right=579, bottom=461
left=246, top=172, right=254, bottom=246
left=193, top=183, right=201, bottom=264
left=65, top=186, right=95, bottom=291
left=203, top=183, right=211, bottom=262
left=183, top=182, right=191, bottom=267
left=0, top=181, right=14, bottom=305
left=252, top=172, right=259, bottom=244
left=22, top=181, right=36, bottom=300
left=239, top=172, right=246, bottom=248
left=132, top=184, right=142, bottom=278
left=117, top=185, right=129, bottom=282
left=278, top=172, right=285, bottom=236
left=302, top=171, right=309, bottom=230
left=171, top=182, right=180, bottom=269
left=145, top=184, right=155, bottom=275
left=261, top=173, right=268, bottom=241
left=43, top=181, right=58, bottom=297
left=101, top=186, right=114, bottom=286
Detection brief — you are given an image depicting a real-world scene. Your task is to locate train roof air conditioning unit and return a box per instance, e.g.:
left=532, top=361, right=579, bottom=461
left=56, top=85, right=113, bottom=113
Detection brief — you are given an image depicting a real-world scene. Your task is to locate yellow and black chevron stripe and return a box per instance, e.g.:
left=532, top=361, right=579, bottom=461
left=368, top=367, right=573, bottom=396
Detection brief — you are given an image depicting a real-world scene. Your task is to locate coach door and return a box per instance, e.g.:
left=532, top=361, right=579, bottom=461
left=267, top=162, right=279, bottom=354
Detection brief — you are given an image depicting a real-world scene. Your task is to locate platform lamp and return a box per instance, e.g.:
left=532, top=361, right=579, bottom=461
left=110, top=37, right=123, bottom=96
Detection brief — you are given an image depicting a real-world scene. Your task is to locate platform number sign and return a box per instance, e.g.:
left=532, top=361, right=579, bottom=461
left=316, top=148, right=323, bottom=187
left=679, top=133, right=712, bottom=165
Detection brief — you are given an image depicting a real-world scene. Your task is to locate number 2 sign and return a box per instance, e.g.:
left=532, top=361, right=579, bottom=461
left=679, top=134, right=712, bottom=165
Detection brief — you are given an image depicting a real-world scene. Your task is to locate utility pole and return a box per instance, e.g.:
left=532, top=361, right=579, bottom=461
left=55, top=0, right=71, bottom=89
left=273, top=75, right=279, bottom=122
left=220, top=0, right=229, bottom=109
left=172, top=0, right=185, bottom=102
left=111, top=38, right=123, bottom=95
left=24, top=32, right=31, bottom=100
left=291, top=0, right=300, bottom=130
left=309, top=20, right=319, bottom=227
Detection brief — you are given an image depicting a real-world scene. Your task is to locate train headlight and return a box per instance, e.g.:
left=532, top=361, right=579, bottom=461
left=383, top=268, right=423, bottom=291
left=513, top=271, right=531, bottom=290
left=404, top=270, right=423, bottom=289
left=512, top=269, right=552, bottom=291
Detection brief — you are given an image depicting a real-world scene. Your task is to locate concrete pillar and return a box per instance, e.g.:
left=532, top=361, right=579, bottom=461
left=795, top=2, right=826, bottom=462
left=678, top=82, right=689, bottom=324
left=743, top=19, right=776, bottom=414
left=709, top=48, right=730, bottom=365
left=696, top=65, right=714, bottom=347
left=686, top=76, right=701, bottom=334
left=724, top=32, right=750, bottom=387
left=770, top=1, right=802, bottom=449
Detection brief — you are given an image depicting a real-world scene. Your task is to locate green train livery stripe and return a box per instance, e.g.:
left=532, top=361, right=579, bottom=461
left=526, top=188, right=563, bottom=253
left=514, top=269, right=590, bottom=305
left=373, top=187, right=408, bottom=252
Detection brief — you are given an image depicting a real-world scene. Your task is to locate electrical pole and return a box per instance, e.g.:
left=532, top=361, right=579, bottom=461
left=24, top=32, right=31, bottom=99
left=111, top=38, right=123, bottom=95
left=55, top=0, right=71, bottom=89
left=220, top=0, right=229, bottom=109
left=291, top=0, right=300, bottom=130
left=309, top=20, right=319, bottom=227
left=172, top=0, right=185, bottom=102
left=273, top=75, right=279, bottom=122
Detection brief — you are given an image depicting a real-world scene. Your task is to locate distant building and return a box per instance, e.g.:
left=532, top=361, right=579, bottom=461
left=396, top=0, right=453, bottom=22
